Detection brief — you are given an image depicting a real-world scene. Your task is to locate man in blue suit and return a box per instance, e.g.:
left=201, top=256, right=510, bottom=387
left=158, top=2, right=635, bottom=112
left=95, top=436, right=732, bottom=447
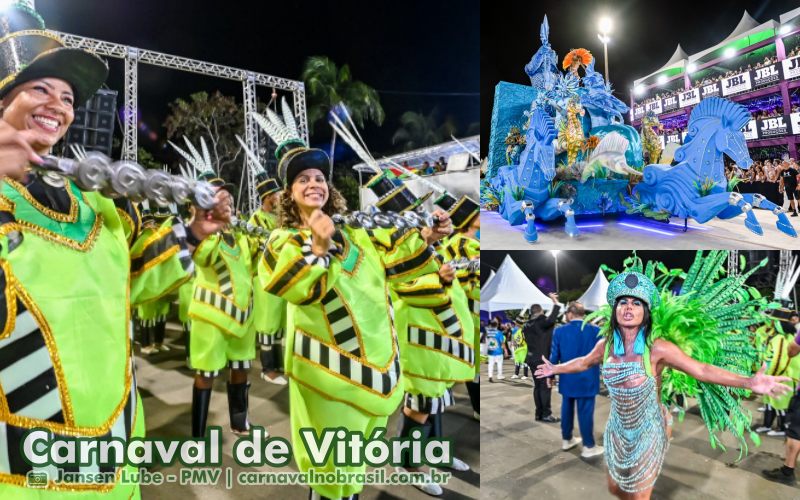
left=549, top=301, right=604, bottom=458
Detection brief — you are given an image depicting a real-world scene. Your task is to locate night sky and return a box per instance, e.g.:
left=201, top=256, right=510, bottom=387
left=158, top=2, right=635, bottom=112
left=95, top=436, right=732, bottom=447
left=480, top=250, right=799, bottom=295
left=481, top=0, right=798, bottom=155
left=34, top=0, right=479, bottom=161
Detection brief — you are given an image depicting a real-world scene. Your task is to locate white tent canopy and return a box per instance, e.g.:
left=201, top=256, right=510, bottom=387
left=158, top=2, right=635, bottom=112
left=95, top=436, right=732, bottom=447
left=483, top=270, right=497, bottom=290
left=577, top=268, right=610, bottom=311
left=480, top=255, right=553, bottom=313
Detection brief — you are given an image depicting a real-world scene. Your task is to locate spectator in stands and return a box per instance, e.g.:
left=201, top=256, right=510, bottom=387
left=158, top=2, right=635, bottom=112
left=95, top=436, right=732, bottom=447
left=422, top=161, right=434, bottom=175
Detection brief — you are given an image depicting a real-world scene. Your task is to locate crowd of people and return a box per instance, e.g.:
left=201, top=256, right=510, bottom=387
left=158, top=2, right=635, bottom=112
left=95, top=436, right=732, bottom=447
left=724, top=158, right=800, bottom=215
left=637, top=46, right=800, bottom=110
left=398, top=155, right=450, bottom=177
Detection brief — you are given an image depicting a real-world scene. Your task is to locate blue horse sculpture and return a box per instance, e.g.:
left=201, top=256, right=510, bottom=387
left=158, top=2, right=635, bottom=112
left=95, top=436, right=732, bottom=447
left=635, top=97, right=797, bottom=237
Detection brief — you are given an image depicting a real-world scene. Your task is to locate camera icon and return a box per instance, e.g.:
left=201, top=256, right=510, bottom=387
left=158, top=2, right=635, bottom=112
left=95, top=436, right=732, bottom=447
left=26, top=471, right=49, bottom=487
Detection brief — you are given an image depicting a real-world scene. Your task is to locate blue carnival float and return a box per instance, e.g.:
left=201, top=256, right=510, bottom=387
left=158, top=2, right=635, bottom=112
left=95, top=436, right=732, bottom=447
left=482, top=16, right=797, bottom=242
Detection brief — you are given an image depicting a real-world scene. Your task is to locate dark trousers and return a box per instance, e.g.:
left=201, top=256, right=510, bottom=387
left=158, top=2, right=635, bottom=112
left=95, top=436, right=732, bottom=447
left=561, top=395, right=596, bottom=447
left=528, top=356, right=552, bottom=418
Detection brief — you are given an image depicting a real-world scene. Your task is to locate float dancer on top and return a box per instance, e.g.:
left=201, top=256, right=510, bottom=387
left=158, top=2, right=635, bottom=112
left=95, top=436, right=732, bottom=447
left=0, top=4, right=229, bottom=498
left=256, top=99, right=452, bottom=500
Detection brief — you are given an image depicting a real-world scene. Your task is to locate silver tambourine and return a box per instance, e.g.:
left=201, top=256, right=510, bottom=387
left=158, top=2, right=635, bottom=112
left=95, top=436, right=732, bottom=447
left=34, top=153, right=218, bottom=210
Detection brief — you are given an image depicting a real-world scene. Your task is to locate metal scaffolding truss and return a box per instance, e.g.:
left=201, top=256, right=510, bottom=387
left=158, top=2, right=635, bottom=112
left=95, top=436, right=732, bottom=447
left=52, top=30, right=308, bottom=213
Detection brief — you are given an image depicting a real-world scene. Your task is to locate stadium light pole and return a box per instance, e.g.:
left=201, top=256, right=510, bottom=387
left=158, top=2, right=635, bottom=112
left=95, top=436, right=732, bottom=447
left=550, top=250, right=560, bottom=293
left=597, top=17, right=613, bottom=82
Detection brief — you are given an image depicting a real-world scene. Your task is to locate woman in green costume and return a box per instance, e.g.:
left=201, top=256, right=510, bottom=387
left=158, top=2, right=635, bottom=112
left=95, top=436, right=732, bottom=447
left=0, top=4, right=230, bottom=498
left=245, top=160, right=288, bottom=385
left=254, top=99, right=452, bottom=500
left=136, top=204, right=174, bottom=355
left=170, top=138, right=260, bottom=438
left=437, top=194, right=481, bottom=419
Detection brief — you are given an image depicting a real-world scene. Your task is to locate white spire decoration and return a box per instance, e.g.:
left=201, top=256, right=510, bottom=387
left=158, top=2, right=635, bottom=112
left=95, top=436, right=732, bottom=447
left=169, top=136, right=215, bottom=176
left=251, top=97, right=303, bottom=148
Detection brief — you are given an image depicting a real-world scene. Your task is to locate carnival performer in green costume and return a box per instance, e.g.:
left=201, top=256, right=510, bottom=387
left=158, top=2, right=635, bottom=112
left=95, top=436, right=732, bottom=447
left=239, top=144, right=288, bottom=385
left=332, top=123, right=477, bottom=495
left=437, top=193, right=481, bottom=420
left=171, top=138, right=260, bottom=438
left=255, top=99, right=452, bottom=500
left=0, top=4, right=231, bottom=498
left=136, top=204, right=174, bottom=354
left=536, top=252, right=792, bottom=499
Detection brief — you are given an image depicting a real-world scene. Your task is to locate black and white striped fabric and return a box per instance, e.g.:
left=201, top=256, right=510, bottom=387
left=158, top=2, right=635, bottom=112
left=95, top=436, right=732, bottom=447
left=403, top=388, right=454, bottom=415
left=468, top=298, right=479, bottom=316
left=321, top=290, right=360, bottom=356
left=0, top=362, right=137, bottom=481
left=408, top=326, right=475, bottom=366
left=212, top=259, right=233, bottom=296
left=228, top=360, right=251, bottom=370
left=0, top=298, right=65, bottom=424
left=294, top=330, right=400, bottom=396
left=434, top=306, right=463, bottom=338
left=197, top=369, right=220, bottom=378
left=130, top=220, right=194, bottom=276
left=257, top=331, right=284, bottom=346
left=300, top=237, right=332, bottom=269
left=171, top=222, right=194, bottom=275
left=193, top=287, right=252, bottom=324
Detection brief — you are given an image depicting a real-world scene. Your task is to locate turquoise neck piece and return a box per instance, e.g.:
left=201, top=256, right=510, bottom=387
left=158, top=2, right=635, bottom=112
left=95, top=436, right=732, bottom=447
left=613, top=327, right=646, bottom=356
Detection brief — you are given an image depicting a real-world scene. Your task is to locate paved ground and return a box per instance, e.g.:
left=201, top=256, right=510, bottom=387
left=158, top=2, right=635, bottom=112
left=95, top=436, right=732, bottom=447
left=481, top=209, right=798, bottom=250
left=135, top=324, right=480, bottom=499
left=481, top=358, right=800, bottom=500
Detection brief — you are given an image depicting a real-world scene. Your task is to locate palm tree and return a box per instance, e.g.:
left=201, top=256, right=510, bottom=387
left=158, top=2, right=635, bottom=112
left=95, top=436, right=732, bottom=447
left=302, top=56, right=385, bottom=133
left=392, top=109, right=458, bottom=151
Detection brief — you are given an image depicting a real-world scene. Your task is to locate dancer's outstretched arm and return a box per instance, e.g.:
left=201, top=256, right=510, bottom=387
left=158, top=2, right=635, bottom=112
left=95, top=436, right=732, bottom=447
left=653, top=338, right=792, bottom=397
left=535, top=338, right=605, bottom=377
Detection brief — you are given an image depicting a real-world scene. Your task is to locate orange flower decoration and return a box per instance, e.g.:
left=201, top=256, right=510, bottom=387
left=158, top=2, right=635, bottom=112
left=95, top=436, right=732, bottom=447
left=562, top=48, right=593, bottom=70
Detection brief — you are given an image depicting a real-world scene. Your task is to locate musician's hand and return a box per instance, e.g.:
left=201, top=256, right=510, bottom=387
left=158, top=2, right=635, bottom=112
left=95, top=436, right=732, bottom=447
left=190, top=188, right=232, bottom=240
left=309, top=209, right=335, bottom=257
left=438, top=263, right=456, bottom=284
left=0, top=119, right=44, bottom=181
left=421, top=208, right=452, bottom=245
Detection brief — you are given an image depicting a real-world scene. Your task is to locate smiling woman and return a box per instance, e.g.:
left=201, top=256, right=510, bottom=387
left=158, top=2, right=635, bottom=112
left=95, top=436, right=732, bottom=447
left=0, top=4, right=231, bottom=499
left=1, top=78, right=75, bottom=153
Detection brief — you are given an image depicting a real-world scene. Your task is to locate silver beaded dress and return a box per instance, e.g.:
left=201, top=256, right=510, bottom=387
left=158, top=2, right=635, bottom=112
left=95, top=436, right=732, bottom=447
left=602, top=356, right=669, bottom=493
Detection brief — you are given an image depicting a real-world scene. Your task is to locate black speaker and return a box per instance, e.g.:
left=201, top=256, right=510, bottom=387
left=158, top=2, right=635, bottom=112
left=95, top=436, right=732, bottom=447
left=65, top=88, right=118, bottom=157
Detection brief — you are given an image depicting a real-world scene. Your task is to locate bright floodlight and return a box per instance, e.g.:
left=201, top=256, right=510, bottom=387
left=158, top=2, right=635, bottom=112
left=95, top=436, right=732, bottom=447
left=723, top=47, right=736, bottom=59
left=0, top=0, right=16, bottom=10
left=686, top=62, right=697, bottom=73
left=550, top=250, right=561, bottom=257
left=634, top=85, right=646, bottom=96
left=598, top=16, right=613, bottom=35
left=657, top=75, right=668, bottom=85
left=779, top=24, right=792, bottom=35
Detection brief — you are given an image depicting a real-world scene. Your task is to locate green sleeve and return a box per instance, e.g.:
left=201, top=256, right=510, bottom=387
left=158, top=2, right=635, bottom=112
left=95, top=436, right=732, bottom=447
left=130, top=216, right=193, bottom=305
left=258, top=229, right=340, bottom=305
left=392, top=272, right=451, bottom=309
left=368, top=227, right=438, bottom=283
